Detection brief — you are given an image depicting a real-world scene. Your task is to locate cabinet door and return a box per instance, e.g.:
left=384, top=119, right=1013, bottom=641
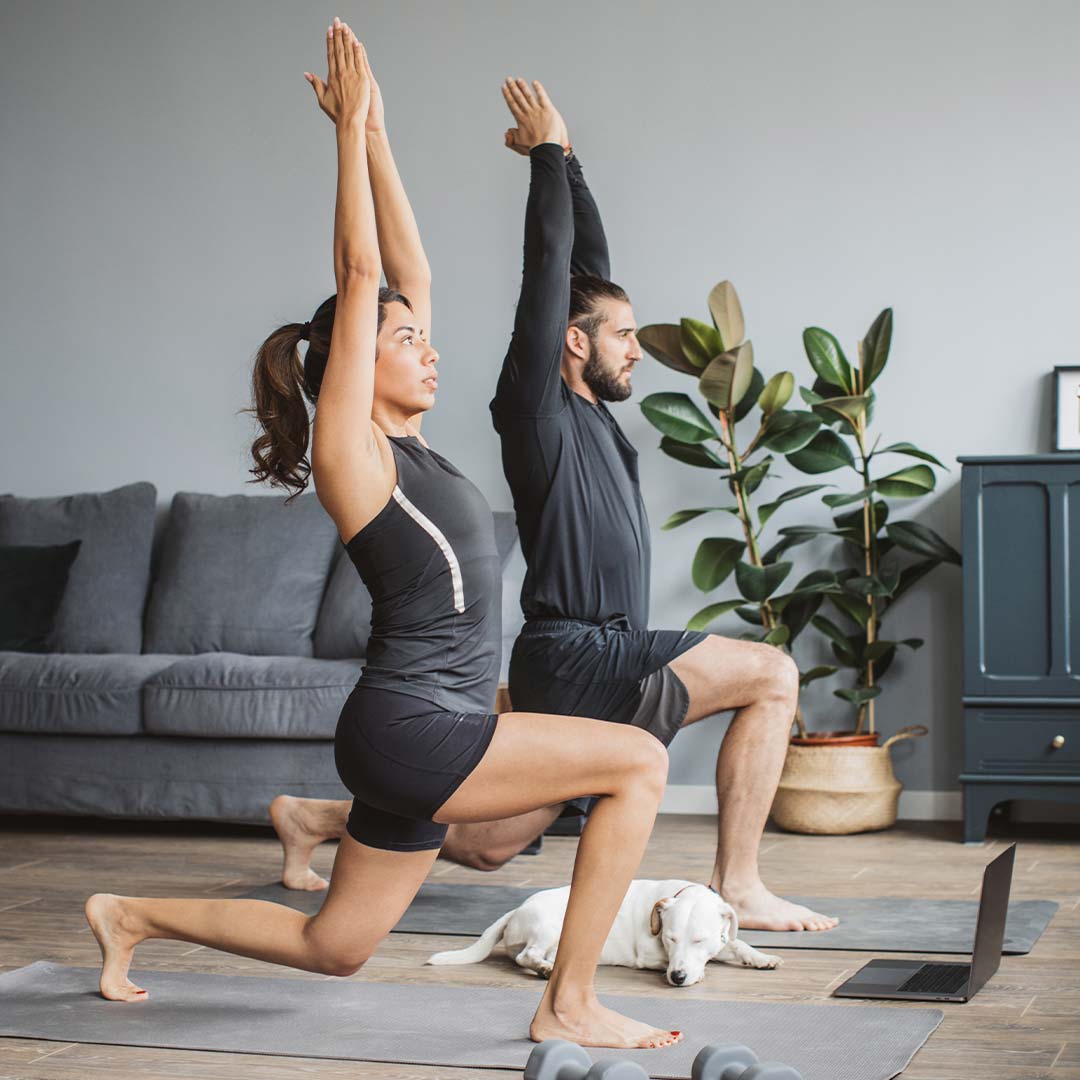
left=962, top=462, right=1080, bottom=696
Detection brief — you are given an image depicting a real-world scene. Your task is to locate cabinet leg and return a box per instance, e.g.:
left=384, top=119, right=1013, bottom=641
left=963, top=785, right=1005, bottom=843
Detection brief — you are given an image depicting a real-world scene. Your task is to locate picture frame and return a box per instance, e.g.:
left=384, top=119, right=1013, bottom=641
left=1053, top=365, right=1080, bottom=452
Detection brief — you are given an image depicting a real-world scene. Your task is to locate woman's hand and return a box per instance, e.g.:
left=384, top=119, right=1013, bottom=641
left=305, top=17, right=370, bottom=129
left=501, top=78, right=567, bottom=153
left=363, top=49, right=385, bottom=135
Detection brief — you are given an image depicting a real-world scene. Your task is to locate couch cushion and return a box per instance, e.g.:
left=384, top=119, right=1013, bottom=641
left=311, top=550, right=373, bottom=660
left=143, top=653, right=364, bottom=739
left=313, top=509, right=519, bottom=660
left=0, top=652, right=180, bottom=735
left=145, top=492, right=338, bottom=657
left=0, top=482, right=156, bottom=653
left=0, top=541, right=82, bottom=652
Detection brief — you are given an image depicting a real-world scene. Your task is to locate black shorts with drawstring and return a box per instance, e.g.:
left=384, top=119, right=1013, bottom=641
left=508, top=615, right=707, bottom=816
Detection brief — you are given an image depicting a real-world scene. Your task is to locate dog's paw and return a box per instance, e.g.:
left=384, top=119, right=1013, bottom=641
left=749, top=952, right=783, bottom=969
left=536, top=963, right=553, bottom=979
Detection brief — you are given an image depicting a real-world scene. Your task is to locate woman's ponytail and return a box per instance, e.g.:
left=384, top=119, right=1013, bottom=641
left=249, top=321, right=315, bottom=499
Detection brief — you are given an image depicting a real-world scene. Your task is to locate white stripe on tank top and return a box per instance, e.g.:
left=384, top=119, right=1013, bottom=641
left=392, top=485, right=466, bottom=614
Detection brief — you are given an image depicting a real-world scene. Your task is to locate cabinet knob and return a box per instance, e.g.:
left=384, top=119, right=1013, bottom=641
left=1051, top=734, right=1066, bottom=749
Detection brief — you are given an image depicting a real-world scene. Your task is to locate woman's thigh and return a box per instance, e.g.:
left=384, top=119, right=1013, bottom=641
left=434, top=710, right=667, bottom=825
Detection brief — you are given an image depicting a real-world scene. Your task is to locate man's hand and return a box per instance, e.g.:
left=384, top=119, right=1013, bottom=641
left=305, top=18, right=370, bottom=128
left=501, top=78, right=567, bottom=153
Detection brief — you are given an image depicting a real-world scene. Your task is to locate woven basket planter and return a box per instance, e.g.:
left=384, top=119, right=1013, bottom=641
left=771, top=725, right=928, bottom=835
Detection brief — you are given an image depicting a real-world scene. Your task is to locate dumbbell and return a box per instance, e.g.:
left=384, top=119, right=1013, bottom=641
left=524, top=1038, right=650, bottom=1080
left=692, top=1042, right=803, bottom=1080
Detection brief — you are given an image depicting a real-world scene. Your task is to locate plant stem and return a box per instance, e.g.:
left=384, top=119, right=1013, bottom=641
left=717, top=411, right=775, bottom=629
left=719, top=405, right=801, bottom=739
left=855, top=342, right=877, bottom=736
left=793, top=702, right=807, bottom=739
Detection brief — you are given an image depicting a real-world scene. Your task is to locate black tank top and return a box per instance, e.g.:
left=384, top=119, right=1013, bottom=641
left=343, top=435, right=501, bottom=713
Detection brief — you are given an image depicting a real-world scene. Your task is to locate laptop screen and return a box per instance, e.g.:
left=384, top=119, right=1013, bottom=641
left=968, top=844, right=1015, bottom=994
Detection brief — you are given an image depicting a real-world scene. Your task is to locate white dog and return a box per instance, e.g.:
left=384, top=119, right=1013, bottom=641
left=427, top=879, right=782, bottom=986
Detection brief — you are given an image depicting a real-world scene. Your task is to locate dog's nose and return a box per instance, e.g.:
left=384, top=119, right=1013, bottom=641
left=669, top=970, right=687, bottom=985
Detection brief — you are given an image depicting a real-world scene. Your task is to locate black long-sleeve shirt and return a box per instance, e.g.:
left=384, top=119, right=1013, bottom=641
left=490, top=144, right=651, bottom=629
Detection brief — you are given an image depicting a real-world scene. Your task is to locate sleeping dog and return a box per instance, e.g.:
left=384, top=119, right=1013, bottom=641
left=427, top=879, right=782, bottom=986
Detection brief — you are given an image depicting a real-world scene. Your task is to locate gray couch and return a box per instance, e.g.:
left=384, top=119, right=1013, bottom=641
left=0, top=482, right=521, bottom=824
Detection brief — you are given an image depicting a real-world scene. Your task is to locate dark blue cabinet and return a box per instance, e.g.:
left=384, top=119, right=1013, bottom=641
left=960, top=455, right=1080, bottom=841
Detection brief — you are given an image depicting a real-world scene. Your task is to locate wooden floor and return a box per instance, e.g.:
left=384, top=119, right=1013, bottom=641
left=0, top=814, right=1077, bottom=1080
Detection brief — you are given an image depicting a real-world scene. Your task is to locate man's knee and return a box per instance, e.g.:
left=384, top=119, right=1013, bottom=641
left=764, top=648, right=800, bottom=701
left=731, top=641, right=799, bottom=707
left=441, top=831, right=518, bottom=872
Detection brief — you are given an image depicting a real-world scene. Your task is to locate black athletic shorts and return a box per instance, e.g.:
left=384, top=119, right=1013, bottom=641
left=334, top=684, right=498, bottom=852
left=508, top=615, right=707, bottom=815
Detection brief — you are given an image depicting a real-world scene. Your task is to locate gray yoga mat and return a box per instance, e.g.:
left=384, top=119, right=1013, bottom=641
left=240, top=881, right=1056, bottom=954
left=738, top=896, right=1058, bottom=955
left=0, top=962, right=941, bottom=1080
left=243, top=879, right=545, bottom=934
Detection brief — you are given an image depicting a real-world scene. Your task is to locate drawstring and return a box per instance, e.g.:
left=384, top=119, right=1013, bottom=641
left=523, top=613, right=633, bottom=634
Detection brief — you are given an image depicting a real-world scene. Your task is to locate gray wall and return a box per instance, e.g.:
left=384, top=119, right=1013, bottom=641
left=3, top=0, right=1077, bottom=791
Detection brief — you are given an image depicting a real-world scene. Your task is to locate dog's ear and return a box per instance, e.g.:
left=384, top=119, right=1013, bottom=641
left=722, top=900, right=739, bottom=944
left=650, top=898, right=671, bottom=936
left=709, top=900, right=739, bottom=962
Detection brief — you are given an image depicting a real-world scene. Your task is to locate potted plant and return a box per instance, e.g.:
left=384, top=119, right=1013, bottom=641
left=766, top=308, right=960, bottom=832
left=638, top=281, right=837, bottom=716
left=640, top=287, right=961, bottom=833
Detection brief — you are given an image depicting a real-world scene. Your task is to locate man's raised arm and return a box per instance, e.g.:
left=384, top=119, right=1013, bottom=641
left=492, top=79, right=574, bottom=417
left=567, top=152, right=610, bottom=280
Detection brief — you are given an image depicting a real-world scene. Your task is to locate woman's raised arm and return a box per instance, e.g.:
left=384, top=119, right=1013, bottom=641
left=362, top=52, right=432, bottom=342
left=306, top=21, right=386, bottom=526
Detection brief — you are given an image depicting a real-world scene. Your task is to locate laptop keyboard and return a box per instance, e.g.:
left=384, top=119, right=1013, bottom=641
left=897, top=963, right=971, bottom=995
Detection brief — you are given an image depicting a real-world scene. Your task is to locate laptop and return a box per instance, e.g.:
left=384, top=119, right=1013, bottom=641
left=832, top=843, right=1015, bottom=1003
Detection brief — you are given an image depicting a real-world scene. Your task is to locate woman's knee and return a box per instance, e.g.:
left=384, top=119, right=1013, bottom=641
left=309, top=946, right=370, bottom=978
left=615, top=726, right=669, bottom=795
left=303, top=921, right=373, bottom=977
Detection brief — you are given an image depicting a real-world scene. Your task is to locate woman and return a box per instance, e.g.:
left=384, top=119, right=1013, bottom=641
left=85, top=19, right=680, bottom=1051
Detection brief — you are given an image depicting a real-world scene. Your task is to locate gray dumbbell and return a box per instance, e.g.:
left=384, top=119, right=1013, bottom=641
left=525, top=1038, right=650, bottom=1080
left=692, top=1042, right=803, bottom=1080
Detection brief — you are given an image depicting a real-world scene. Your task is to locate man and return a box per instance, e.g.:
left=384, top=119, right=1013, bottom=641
left=272, top=78, right=835, bottom=932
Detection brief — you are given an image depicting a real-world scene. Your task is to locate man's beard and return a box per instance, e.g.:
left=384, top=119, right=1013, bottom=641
left=582, top=344, right=632, bottom=403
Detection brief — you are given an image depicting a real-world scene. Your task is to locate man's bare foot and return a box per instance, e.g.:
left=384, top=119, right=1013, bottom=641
left=718, top=879, right=838, bottom=932
left=269, top=795, right=335, bottom=891
left=84, top=893, right=147, bottom=1002
left=530, top=988, right=682, bottom=1050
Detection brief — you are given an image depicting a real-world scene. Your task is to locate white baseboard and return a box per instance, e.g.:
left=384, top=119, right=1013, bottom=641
left=661, top=784, right=962, bottom=821
left=897, top=789, right=963, bottom=821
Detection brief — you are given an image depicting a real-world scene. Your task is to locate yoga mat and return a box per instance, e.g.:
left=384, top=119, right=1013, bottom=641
left=738, top=896, right=1058, bottom=956
left=240, top=882, right=1056, bottom=954
left=243, top=879, right=545, bottom=934
left=0, top=962, right=942, bottom=1080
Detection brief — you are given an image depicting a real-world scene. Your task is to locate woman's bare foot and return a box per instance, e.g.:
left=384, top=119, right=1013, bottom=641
left=719, top=879, right=838, bottom=932
left=530, top=987, right=682, bottom=1050
left=84, top=893, right=147, bottom=1002
left=269, top=795, right=342, bottom=891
